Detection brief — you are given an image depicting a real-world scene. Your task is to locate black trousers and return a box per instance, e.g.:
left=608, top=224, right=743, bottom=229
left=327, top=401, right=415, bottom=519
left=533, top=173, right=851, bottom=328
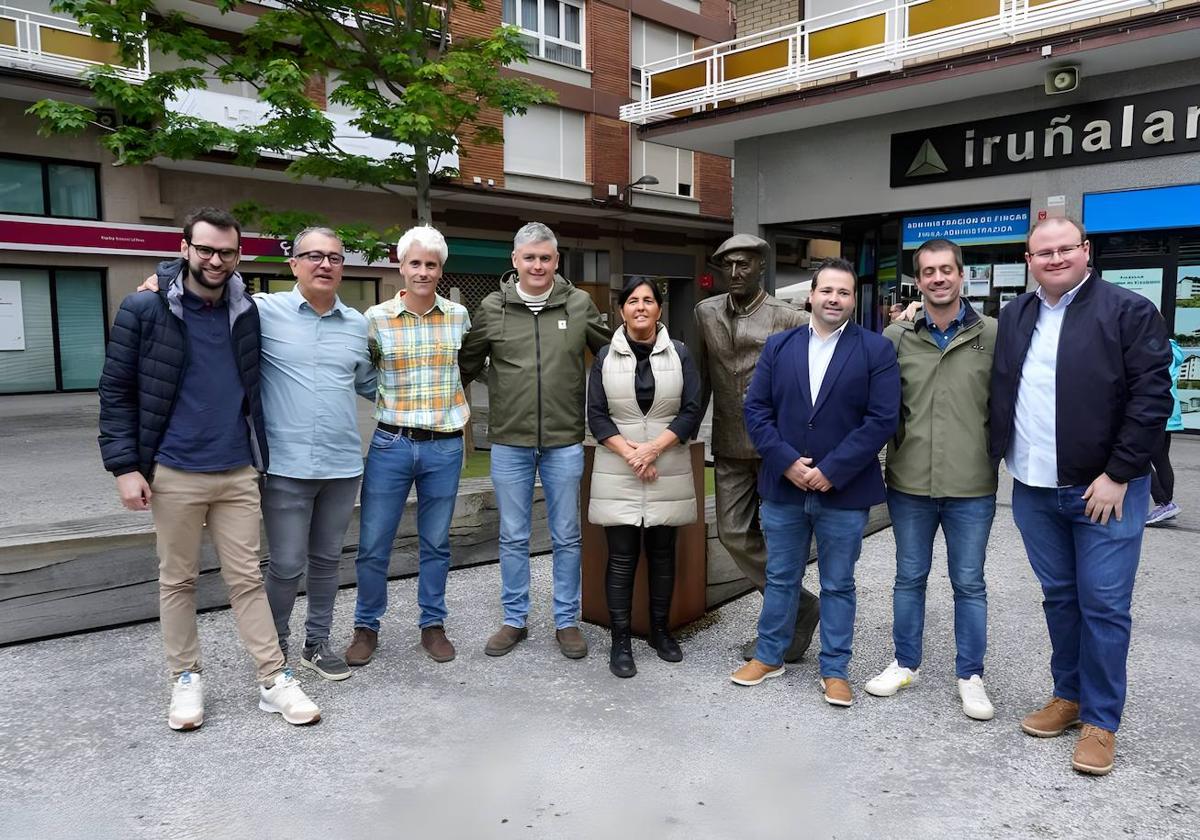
left=1150, top=431, right=1175, bottom=505
left=603, top=524, right=677, bottom=630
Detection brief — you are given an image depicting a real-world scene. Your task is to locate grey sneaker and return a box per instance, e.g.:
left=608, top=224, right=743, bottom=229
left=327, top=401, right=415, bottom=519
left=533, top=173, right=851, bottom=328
left=301, top=640, right=351, bottom=681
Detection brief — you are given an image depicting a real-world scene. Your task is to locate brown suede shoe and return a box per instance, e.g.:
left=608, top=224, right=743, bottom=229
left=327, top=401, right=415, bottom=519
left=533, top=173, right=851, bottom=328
left=731, top=659, right=784, bottom=686
left=1072, top=724, right=1116, bottom=776
left=420, top=625, right=456, bottom=663
left=344, top=627, right=378, bottom=666
left=484, top=624, right=528, bottom=657
left=1021, top=696, right=1080, bottom=737
left=821, top=677, right=853, bottom=707
left=555, top=626, right=589, bottom=659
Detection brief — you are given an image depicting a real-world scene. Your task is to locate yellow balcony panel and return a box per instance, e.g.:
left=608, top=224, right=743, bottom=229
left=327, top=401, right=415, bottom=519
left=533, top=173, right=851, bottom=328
left=809, top=14, right=885, bottom=61
left=723, top=39, right=789, bottom=82
left=39, top=27, right=122, bottom=65
left=650, top=61, right=707, bottom=98
left=909, top=0, right=999, bottom=36
left=0, top=17, right=16, bottom=47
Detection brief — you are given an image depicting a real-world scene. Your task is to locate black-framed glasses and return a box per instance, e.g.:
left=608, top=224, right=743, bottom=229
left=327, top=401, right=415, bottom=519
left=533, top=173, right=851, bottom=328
left=188, top=241, right=240, bottom=262
left=294, top=250, right=346, bottom=266
left=1029, top=243, right=1085, bottom=261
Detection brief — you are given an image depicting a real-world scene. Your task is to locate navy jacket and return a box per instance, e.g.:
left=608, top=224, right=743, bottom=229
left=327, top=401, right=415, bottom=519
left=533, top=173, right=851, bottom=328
left=745, top=321, right=900, bottom=509
left=989, top=272, right=1172, bottom=486
left=98, top=259, right=268, bottom=480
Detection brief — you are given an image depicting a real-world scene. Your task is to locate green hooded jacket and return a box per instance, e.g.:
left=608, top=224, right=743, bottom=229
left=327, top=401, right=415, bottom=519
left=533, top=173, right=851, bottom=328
left=459, top=271, right=611, bottom=448
left=883, top=301, right=998, bottom=498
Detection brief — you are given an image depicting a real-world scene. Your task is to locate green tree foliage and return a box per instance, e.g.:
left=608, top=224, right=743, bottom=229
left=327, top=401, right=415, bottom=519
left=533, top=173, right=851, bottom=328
left=29, top=0, right=553, bottom=258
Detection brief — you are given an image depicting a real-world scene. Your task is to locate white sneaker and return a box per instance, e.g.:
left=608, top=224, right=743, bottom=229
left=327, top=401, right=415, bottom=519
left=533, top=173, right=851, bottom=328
left=259, top=669, right=321, bottom=725
left=864, top=660, right=919, bottom=697
left=168, top=671, right=204, bottom=731
left=958, top=675, right=995, bottom=721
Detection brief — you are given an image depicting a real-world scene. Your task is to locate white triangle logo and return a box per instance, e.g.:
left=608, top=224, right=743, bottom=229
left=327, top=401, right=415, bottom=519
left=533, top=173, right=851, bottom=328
left=906, top=139, right=949, bottom=177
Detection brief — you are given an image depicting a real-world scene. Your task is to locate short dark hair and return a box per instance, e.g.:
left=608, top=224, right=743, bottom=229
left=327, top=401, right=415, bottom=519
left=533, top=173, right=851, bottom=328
left=811, top=257, right=856, bottom=287
left=183, top=207, right=242, bottom=245
left=912, top=238, right=963, bottom=275
left=618, top=276, right=663, bottom=308
left=1026, top=215, right=1086, bottom=250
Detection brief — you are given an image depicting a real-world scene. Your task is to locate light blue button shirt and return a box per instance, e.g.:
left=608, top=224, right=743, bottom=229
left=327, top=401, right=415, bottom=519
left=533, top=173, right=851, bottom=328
left=809, top=321, right=847, bottom=404
left=255, top=285, right=377, bottom=480
left=1006, top=275, right=1089, bottom=488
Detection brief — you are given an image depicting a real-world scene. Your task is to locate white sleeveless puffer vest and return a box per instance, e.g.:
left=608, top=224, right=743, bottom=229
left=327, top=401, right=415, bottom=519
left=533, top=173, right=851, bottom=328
left=588, top=325, right=697, bottom=527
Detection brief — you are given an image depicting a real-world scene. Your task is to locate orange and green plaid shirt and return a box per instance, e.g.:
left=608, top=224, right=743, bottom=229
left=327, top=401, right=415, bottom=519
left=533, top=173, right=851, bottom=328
left=366, top=291, right=471, bottom=432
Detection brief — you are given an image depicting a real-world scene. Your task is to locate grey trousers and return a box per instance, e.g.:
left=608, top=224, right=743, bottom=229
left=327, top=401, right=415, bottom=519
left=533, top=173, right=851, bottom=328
left=714, top=457, right=819, bottom=625
left=262, top=473, right=361, bottom=648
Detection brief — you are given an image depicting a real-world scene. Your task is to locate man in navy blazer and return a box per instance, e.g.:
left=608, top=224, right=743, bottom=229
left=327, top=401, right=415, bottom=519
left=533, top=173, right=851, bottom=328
left=730, top=258, right=900, bottom=707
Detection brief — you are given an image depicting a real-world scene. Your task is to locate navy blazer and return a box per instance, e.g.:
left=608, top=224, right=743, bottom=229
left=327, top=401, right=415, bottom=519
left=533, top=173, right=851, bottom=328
left=744, top=321, right=900, bottom=509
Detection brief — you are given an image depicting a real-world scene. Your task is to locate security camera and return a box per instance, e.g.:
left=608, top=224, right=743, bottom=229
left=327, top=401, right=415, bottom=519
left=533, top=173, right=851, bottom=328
left=1044, top=66, right=1079, bottom=95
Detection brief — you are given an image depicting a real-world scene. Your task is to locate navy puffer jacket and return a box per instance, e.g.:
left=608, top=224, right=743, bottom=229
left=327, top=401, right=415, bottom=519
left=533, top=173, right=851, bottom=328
left=98, top=259, right=268, bottom=479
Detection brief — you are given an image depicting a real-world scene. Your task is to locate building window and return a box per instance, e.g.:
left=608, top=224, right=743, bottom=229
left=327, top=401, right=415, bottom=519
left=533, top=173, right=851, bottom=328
left=630, top=17, right=693, bottom=89
left=631, top=134, right=693, bottom=198
left=502, top=0, right=584, bottom=68
left=504, top=105, right=586, bottom=182
left=0, top=155, right=100, bottom=219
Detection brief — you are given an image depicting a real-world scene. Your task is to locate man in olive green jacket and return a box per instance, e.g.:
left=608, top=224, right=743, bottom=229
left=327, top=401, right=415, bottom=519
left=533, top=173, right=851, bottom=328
left=865, top=238, right=1000, bottom=722
left=459, top=222, right=610, bottom=660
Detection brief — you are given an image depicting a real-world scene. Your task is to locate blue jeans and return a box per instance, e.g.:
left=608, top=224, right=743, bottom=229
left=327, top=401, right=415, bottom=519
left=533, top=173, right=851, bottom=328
left=353, top=429, right=463, bottom=631
left=756, top=496, right=869, bottom=677
left=1011, top=475, right=1150, bottom=732
left=490, top=443, right=584, bottom=629
left=887, top=489, right=995, bottom=679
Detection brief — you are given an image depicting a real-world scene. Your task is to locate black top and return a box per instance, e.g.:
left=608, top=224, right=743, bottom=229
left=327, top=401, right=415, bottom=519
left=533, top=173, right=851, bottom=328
left=587, top=333, right=702, bottom=444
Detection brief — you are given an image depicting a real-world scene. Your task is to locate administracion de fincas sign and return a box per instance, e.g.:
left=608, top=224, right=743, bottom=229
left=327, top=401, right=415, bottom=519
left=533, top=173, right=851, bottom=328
left=902, top=206, right=1030, bottom=249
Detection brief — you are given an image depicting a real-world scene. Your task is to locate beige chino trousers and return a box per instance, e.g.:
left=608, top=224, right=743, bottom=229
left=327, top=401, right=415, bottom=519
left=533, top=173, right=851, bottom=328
left=150, top=464, right=285, bottom=685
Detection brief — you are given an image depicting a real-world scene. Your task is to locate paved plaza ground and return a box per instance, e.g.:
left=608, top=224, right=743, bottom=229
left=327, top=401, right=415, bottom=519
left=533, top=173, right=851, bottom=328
left=2, top=435, right=1198, bottom=839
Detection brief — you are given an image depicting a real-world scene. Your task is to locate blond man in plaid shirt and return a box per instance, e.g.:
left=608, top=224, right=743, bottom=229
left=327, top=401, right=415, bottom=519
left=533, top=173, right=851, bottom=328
left=345, top=225, right=470, bottom=667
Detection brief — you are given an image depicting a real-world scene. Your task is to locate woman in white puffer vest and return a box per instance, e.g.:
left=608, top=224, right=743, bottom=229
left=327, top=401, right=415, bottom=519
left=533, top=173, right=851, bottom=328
left=587, top=278, right=701, bottom=678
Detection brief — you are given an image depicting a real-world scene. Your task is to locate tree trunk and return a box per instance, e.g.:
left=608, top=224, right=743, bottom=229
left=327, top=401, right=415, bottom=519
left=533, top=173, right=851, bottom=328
left=415, top=141, right=432, bottom=226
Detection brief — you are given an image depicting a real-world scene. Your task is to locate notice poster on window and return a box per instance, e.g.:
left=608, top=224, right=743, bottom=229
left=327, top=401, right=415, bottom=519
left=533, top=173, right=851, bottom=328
left=992, top=263, right=1027, bottom=289
left=0, top=280, right=25, bottom=351
left=1106, top=267, right=1163, bottom=310
left=965, top=265, right=991, bottom=298
left=1175, top=265, right=1200, bottom=430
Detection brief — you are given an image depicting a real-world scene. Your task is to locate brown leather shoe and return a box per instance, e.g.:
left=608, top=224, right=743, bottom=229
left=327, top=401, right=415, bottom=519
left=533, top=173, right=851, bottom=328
left=420, top=625, right=456, bottom=663
left=821, top=676, right=853, bottom=707
left=1021, top=696, right=1080, bottom=737
left=484, top=624, right=528, bottom=657
left=731, top=659, right=784, bottom=686
left=1072, top=724, right=1116, bottom=775
left=344, top=627, right=378, bottom=666
left=555, top=626, right=589, bottom=659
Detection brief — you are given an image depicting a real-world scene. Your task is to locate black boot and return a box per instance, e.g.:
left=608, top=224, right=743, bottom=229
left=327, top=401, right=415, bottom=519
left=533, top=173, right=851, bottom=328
left=609, top=627, right=636, bottom=678
left=605, top=527, right=638, bottom=678
left=646, top=527, right=683, bottom=663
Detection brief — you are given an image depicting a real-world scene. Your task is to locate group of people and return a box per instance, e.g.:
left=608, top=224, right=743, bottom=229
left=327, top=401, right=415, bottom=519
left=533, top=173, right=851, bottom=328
left=99, top=208, right=1172, bottom=778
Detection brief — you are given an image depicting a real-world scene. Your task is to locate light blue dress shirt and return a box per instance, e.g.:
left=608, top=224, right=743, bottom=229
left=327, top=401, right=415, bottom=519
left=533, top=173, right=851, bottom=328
left=255, top=285, right=377, bottom=480
left=808, top=321, right=847, bottom=404
left=1006, top=275, right=1089, bottom=488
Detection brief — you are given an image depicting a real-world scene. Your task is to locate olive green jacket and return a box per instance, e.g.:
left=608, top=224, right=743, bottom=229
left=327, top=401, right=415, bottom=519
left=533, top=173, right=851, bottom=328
left=884, top=302, right=998, bottom=498
left=459, top=272, right=611, bottom=448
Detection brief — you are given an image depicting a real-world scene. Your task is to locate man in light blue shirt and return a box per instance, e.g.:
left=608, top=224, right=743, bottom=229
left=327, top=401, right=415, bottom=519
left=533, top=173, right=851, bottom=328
left=258, top=227, right=376, bottom=681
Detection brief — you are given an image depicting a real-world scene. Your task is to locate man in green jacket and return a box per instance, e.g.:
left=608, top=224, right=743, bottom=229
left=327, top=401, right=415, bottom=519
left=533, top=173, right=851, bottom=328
left=865, top=238, right=1000, bottom=721
left=459, top=222, right=611, bottom=659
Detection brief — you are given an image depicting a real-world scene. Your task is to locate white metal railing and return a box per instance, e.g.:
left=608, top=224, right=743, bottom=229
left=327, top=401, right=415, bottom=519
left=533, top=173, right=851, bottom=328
left=621, top=0, right=1167, bottom=124
left=0, top=3, right=149, bottom=83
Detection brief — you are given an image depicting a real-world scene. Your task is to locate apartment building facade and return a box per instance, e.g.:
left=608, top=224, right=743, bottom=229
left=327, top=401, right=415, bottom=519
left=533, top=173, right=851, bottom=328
left=625, top=0, right=1200, bottom=430
left=0, top=0, right=734, bottom=394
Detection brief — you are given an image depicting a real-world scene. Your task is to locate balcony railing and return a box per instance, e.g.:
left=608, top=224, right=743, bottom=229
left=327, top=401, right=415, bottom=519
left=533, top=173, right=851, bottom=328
left=621, top=0, right=1164, bottom=124
left=0, top=2, right=149, bottom=83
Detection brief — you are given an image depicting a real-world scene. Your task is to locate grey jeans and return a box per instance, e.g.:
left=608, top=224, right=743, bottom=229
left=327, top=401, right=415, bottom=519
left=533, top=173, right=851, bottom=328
left=262, top=474, right=361, bottom=648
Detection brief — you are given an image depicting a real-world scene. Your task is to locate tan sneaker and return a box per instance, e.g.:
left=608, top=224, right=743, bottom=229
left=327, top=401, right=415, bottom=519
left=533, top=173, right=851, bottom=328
left=344, top=627, right=378, bottom=666
left=731, top=659, right=784, bottom=686
left=484, top=624, right=528, bottom=657
left=1020, top=696, right=1080, bottom=737
left=821, top=677, right=853, bottom=707
left=1072, top=724, right=1116, bottom=776
left=420, top=626, right=456, bottom=662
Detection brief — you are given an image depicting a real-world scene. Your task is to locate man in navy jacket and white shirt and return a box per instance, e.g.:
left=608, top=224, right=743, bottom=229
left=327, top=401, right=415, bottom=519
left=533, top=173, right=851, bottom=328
left=731, top=258, right=900, bottom=707
left=990, top=216, right=1171, bottom=776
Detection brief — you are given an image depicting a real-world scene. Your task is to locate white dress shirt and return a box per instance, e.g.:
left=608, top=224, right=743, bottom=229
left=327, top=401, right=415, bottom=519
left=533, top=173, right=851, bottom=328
left=1006, top=274, right=1090, bottom=487
left=809, top=321, right=847, bottom=404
